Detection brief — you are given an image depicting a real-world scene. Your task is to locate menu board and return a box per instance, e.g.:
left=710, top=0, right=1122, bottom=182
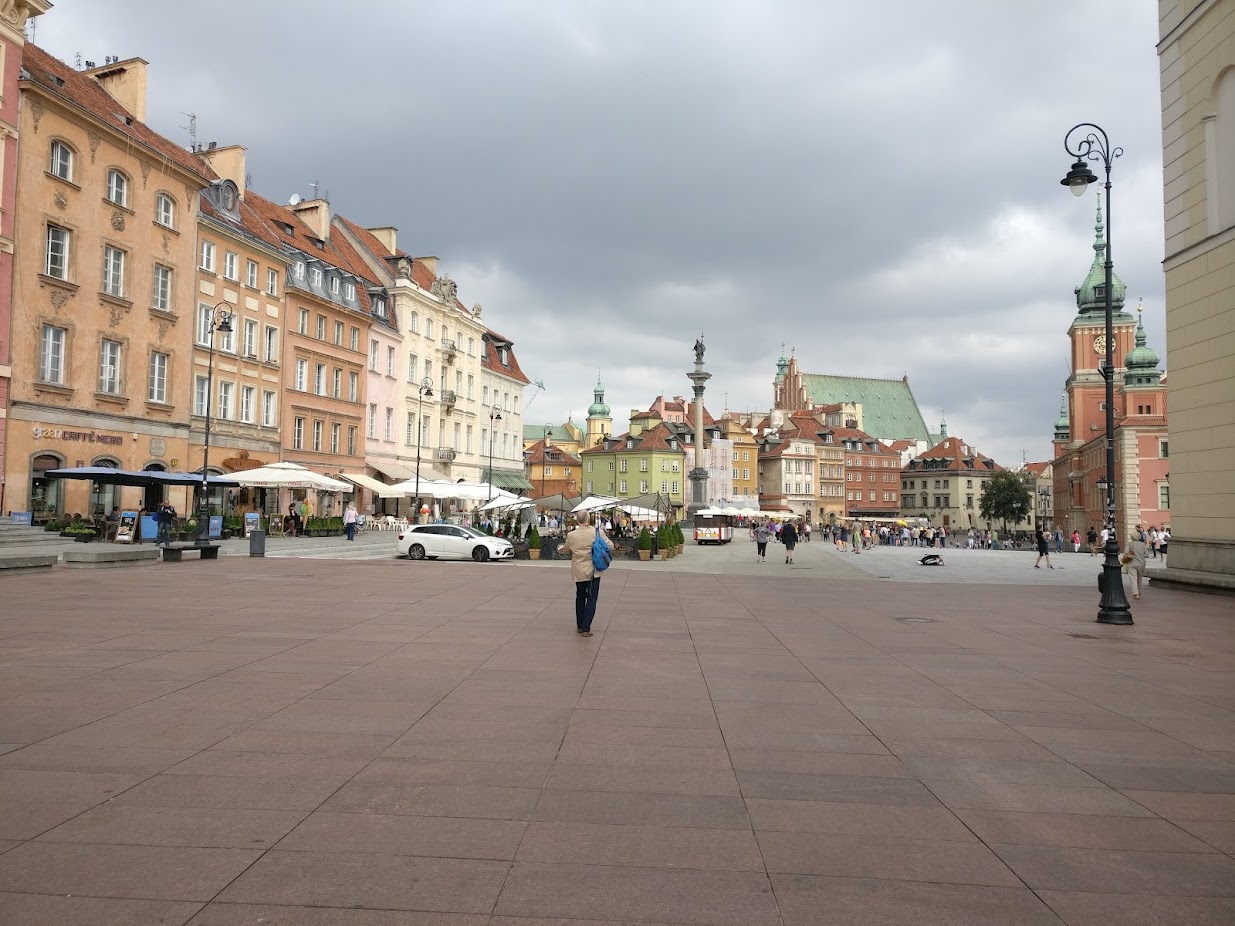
left=115, top=511, right=138, bottom=543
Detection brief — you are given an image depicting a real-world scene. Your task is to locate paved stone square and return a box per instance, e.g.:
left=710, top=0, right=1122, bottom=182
left=0, top=547, right=1231, bottom=925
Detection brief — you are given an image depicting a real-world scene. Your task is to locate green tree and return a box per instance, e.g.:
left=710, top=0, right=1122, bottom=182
left=978, top=471, right=1033, bottom=533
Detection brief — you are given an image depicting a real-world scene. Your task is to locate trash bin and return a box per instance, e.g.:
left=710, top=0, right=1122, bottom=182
left=650, top=534, right=659, bottom=558
left=249, top=529, right=266, bottom=558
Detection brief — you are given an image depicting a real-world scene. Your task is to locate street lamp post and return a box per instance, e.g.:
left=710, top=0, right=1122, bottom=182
left=1061, top=122, right=1132, bottom=625
left=198, top=303, right=233, bottom=544
left=486, top=404, right=503, bottom=504
left=413, top=377, right=433, bottom=524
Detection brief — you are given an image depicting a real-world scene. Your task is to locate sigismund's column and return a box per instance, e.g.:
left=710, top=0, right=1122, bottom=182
left=686, top=336, right=711, bottom=520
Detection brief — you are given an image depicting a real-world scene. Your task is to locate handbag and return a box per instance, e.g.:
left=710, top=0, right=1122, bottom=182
left=1119, top=551, right=1134, bottom=565
left=591, top=526, right=612, bottom=572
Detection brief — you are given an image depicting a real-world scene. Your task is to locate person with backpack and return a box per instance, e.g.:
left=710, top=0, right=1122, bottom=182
left=562, top=509, right=614, bottom=638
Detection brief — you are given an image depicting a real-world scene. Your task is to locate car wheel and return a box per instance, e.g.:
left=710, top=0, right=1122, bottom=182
left=472, top=546, right=489, bottom=563
left=408, top=543, right=425, bottom=560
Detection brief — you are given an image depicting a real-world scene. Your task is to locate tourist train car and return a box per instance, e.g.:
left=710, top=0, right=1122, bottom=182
left=693, top=509, right=734, bottom=544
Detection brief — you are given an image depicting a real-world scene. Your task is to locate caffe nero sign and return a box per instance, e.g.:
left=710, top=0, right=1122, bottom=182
left=33, top=427, right=124, bottom=446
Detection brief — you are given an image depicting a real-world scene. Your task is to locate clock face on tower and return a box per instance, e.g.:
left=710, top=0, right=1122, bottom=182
left=1092, top=335, right=1109, bottom=356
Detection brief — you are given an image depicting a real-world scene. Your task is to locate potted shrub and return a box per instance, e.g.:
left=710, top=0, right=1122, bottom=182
left=672, top=522, right=684, bottom=554
left=63, top=522, right=97, bottom=542
left=636, top=526, right=651, bottom=561
left=656, top=525, right=669, bottom=559
left=180, top=517, right=198, bottom=542
left=527, top=525, right=541, bottom=560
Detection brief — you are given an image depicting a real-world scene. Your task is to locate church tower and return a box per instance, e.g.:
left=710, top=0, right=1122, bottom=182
left=1065, top=195, right=1137, bottom=445
left=585, top=374, right=612, bottom=449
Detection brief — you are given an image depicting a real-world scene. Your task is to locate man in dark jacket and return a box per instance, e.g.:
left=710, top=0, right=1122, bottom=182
left=782, top=519, right=799, bottom=564
left=157, top=501, right=176, bottom=545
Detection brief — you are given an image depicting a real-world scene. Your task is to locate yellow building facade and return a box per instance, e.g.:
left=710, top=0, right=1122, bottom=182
left=1157, top=0, right=1235, bottom=585
left=6, top=49, right=210, bottom=518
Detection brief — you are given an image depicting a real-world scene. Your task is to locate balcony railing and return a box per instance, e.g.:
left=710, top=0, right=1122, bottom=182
left=441, top=339, right=457, bottom=362
left=436, top=447, right=457, bottom=462
left=441, top=389, right=457, bottom=408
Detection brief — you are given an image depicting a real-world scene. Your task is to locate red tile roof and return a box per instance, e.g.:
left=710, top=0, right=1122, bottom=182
left=1023, top=461, right=1051, bottom=477
left=22, top=46, right=215, bottom=185
left=582, top=422, right=686, bottom=455
left=524, top=440, right=581, bottom=466
left=904, top=437, right=1001, bottom=474
left=481, top=330, right=530, bottom=385
left=198, top=194, right=287, bottom=256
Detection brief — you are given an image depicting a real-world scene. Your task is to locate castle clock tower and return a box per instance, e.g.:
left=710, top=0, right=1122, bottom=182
left=1065, top=197, right=1136, bottom=445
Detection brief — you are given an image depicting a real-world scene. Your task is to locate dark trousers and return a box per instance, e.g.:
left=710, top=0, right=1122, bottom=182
left=156, top=520, right=172, bottom=544
left=575, top=577, right=601, bottom=631
left=345, top=522, right=356, bottom=541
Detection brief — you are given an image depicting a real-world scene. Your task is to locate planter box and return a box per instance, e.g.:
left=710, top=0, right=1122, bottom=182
left=529, top=549, right=541, bottom=560
left=638, top=550, right=650, bottom=561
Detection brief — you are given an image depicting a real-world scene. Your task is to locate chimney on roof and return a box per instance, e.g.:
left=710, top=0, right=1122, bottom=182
left=290, top=199, right=330, bottom=241
left=416, top=256, right=438, bottom=275
left=85, top=57, right=148, bottom=122
left=197, top=144, right=247, bottom=195
left=367, top=227, right=397, bottom=254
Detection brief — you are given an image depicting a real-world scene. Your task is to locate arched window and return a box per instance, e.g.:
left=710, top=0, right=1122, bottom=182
left=50, top=140, right=75, bottom=181
left=425, top=318, right=433, bottom=339
left=409, top=312, right=418, bottom=333
left=155, top=192, right=176, bottom=228
left=106, top=169, right=129, bottom=207
left=30, top=453, right=65, bottom=519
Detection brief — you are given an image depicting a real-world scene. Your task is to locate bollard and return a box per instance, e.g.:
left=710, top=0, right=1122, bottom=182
left=249, top=529, right=266, bottom=557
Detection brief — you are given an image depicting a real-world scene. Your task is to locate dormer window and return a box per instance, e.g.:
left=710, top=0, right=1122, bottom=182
left=373, top=298, right=386, bottom=317
left=498, top=348, right=508, bottom=365
left=294, top=261, right=305, bottom=279
left=311, top=267, right=323, bottom=287
left=346, top=283, right=357, bottom=301
left=330, top=276, right=340, bottom=295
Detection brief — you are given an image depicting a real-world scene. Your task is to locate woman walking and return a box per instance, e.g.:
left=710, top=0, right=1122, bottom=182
left=562, top=510, right=614, bottom=637
left=343, top=502, right=358, bottom=541
left=754, top=521, right=770, bottom=563
left=782, top=519, right=798, bottom=564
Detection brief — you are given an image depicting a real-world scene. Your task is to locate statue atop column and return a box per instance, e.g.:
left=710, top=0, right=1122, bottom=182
left=693, top=336, right=705, bottom=364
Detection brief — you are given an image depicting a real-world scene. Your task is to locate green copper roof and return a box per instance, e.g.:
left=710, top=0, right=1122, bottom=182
left=1054, top=392, right=1070, bottom=441
left=587, top=374, right=610, bottom=418
left=1074, top=196, right=1132, bottom=324
left=800, top=374, right=931, bottom=442
left=774, top=349, right=789, bottom=385
left=1124, top=308, right=1162, bottom=386
left=523, top=423, right=575, bottom=443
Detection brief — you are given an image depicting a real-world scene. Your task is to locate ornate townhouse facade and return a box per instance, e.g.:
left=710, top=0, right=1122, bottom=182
left=0, top=0, right=49, bottom=513
left=581, top=422, right=688, bottom=510
left=7, top=48, right=211, bottom=519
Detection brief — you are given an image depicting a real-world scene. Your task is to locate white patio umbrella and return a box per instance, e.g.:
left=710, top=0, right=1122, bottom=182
left=737, top=507, right=761, bottom=517
left=619, top=504, right=664, bottom=521
left=227, top=461, right=350, bottom=491
left=571, top=495, right=622, bottom=513
left=478, top=493, right=528, bottom=512
left=722, top=506, right=742, bottom=516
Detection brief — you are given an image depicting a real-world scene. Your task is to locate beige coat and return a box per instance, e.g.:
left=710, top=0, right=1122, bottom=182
left=562, top=525, right=614, bottom=582
left=1123, top=536, right=1147, bottom=570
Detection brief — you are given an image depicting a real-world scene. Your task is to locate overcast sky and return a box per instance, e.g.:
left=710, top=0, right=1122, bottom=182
left=36, top=1, right=1166, bottom=466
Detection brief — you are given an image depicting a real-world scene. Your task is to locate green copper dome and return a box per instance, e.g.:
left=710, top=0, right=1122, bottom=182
left=1054, top=392, right=1070, bottom=441
left=587, top=374, right=610, bottom=418
left=1124, top=308, right=1162, bottom=386
left=774, top=349, right=788, bottom=385
left=1074, top=197, right=1131, bottom=323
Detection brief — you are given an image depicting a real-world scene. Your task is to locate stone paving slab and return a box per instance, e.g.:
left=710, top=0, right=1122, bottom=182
left=0, top=556, right=1231, bottom=925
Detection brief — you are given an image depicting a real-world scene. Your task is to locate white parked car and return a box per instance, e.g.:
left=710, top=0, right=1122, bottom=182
left=396, top=524, right=514, bottom=563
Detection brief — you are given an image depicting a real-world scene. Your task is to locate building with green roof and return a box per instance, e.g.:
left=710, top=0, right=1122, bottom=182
left=772, top=354, right=931, bottom=443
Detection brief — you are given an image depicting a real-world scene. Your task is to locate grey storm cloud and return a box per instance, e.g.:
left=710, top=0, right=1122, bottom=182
left=38, top=0, right=1166, bottom=464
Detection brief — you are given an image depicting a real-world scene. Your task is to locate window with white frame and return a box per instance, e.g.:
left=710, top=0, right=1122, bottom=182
left=466, top=374, right=474, bottom=398
left=297, top=308, right=308, bottom=334
left=467, top=337, right=474, bottom=355
left=50, top=140, right=74, bottom=180
left=262, top=390, right=276, bottom=427
left=293, top=417, right=304, bottom=450
left=408, top=353, right=417, bottom=382
left=200, top=240, right=216, bottom=272
left=316, top=315, right=326, bottom=340
left=45, top=225, right=70, bottom=279
left=310, top=267, right=323, bottom=288
left=406, top=412, right=415, bottom=445
left=350, top=327, right=359, bottom=351
left=347, top=282, right=357, bottom=302
left=106, top=169, right=128, bottom=207
left=294, top=358, right=307, bottom=391
left=223, top=251, right=238, bottom=281
left=367, top=404, right=377, bottom=438
left=348, top=371, right=358, bottom=402
left=101, top=246, right=125, bottom=296
left=334, top=321, right=343, bottom=345
left=240, top=385, right=255, bottom=423
left=245, top=260, right=258, bottom=288
left=242, top=319, right=257, bottom=357
left=387, top=347, right=395, bottom=376
left=312, top=420, right=322, bottom=451
left=661, top=481, right=669, bottom=493
left=425, top=318, right=433, bottom=339
left=369, top=340, right=378, bottom=371
left=263, top=326, right=278, bottom=362
left=466, top=424, right=472, bottom=452
left=314, top=363, right=326, bottom=395
left=266, top=267, right=278, bottom=295
left=294, top=261, right=304, bottom=280
left=347, top=426, right=357, bottom=456
left=152, top=264, right=173, bottom=313
left=195, top=304, right=212, bottom=346
left=330, top=423, right=340, bottom=454
left=216, top=381, right=232, bottom=419
left=98, top=339, right=121, bottom=394
left=409, top=312, right=418, bottom=333
left=385, top=408, right=393, bottom=442
left=330, top=276, right=340, bottom=296
left=148, top=351, right=168, bottom=403
left=155, top=192, right=175, bottom=228
left=332, top=368, right=341, bottom=398
left=1159, top=483, right=1170, bottom=509
left=194, top=375, right=208, bottom=416
left=218, top=317, right=234, bottom=354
